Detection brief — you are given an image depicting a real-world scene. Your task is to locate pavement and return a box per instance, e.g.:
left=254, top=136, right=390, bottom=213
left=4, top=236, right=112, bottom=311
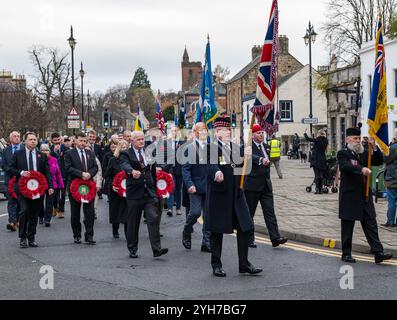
left=254, top=157, right=397, bottom=256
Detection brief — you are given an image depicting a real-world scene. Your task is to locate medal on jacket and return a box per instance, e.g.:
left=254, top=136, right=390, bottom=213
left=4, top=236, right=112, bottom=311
left=219, top=156, right=227, bottom=165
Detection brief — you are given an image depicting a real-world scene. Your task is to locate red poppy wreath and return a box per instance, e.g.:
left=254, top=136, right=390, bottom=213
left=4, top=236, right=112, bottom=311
left=156, top=170, right=174, bottom=199
left=8, top=176, right=17, bottom=199
left=112, top=171, right=127, bottom=198
left=70, top=178, right=97, bottom=203
left=18, top=171, right=48, bottom=200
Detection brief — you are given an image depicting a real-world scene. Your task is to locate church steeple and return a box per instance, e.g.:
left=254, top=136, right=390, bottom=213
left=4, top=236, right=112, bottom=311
left=183, top=46, right=189, bottom=63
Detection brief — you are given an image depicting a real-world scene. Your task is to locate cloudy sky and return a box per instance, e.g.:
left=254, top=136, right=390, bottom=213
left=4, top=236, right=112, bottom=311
left=1, top=0, right=330, bottom=93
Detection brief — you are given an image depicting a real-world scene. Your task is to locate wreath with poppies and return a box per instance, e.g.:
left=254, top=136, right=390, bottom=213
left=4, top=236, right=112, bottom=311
left=18, top=171, right=48, bottom=200
left=8, top=176, right=17, bottom=199
left=112, top=171, right=127, bottom=198
left=156, top=170, right=174, bottom=199
left=70, top=178, right=97, bottom=203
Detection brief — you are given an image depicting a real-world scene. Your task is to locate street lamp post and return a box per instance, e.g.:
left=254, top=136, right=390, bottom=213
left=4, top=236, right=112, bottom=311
left=80, top=62, right=85, bottom=131
left=68, top=26, right=77, bottom=135
left=87, top=89, right=91, bottom=128
left=303, top=21, right=317, bottom=136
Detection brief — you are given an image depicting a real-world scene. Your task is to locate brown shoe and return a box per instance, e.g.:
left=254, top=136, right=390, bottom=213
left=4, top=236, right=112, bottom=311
left=176, top=209, right=182, bottom=216
left=52, top=208, right=58, bottom=217
left=57, top=211, right=65, bottom=219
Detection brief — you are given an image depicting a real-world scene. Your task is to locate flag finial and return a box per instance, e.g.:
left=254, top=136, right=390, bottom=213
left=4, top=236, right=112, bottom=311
left=207, top=34, right=210, bottom=43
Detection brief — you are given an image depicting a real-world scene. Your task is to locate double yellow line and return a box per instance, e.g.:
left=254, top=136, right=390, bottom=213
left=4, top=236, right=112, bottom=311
left=253, top=234, right=397, bottom=266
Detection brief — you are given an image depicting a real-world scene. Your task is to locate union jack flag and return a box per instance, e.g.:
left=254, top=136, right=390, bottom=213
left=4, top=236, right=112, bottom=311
left=156, top=90, right=165, bottom=134
left=251, top=0, right=279, bottom=136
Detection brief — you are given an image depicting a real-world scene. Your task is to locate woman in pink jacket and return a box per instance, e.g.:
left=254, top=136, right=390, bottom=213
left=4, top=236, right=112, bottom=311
left=39, top=144, right=64, bottom=227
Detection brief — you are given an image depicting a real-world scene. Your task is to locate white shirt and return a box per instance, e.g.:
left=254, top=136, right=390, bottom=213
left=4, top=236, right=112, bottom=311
left=133, top=147, right=147, bottom=166
left=25, top=148, right=37, bottom=171
left=77, top=147, right=88, bottom=170
left=254, top=141, right=269, bottom=162
left=195, top=139, right=207, bottom=149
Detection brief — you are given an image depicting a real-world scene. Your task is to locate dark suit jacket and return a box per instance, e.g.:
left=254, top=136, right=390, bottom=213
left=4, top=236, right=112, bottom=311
left=9, top=148, right=53, bottom=193
left=337, top=147, right=383, bottom=221
left=244, top=142, right=272, bottom=193
left=64, top=148, right=98, bottom=189
left=205, top=141, right=253, bottom=234
left=182, top=141, right=208, bottom=194
left=2, top=144, right=25, bottom=184
left=119, top=148, right=157, bottom=200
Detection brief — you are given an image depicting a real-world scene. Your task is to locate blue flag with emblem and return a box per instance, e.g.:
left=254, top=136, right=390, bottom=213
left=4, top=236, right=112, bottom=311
left=195, top=36, right=218, bottom=128
left=367, top=16, right=389, bottom=155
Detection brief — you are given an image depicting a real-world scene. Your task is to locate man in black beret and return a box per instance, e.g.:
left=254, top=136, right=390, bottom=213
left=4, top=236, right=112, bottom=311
left=205, top=115, right=262, bottom=277
left=337, top=127, right=392, bottom=264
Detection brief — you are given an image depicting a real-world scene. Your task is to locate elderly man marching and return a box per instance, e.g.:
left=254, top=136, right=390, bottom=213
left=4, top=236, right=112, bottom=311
left=205, top=115, right=262, bottom=277
left=338, top=127, right=392, bottom=264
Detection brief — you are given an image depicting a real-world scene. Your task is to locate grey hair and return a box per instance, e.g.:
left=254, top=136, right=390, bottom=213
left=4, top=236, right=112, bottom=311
left=40, top=144, right=50, bottom=152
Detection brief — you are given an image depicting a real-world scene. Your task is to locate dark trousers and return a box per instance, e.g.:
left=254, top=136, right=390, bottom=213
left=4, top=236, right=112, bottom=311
left=18, top=196, right=43, bottom=241
left=54, top=187, right=66, bottom=212
left=112, top=223, right=128, bottom=239
left=126, top=193, right=161, bottom=253
left=341, top=215, right=384, bottom=256
left=210, top=223, right=250, bottom=270
left=5, top=189, right=18, bottom=223
left=70, top=197, right=95, bottom=239
left=167, top=174, right=183, bottom=210
left=184, top=193, right=210, bottom=247
left=314, top=167, right=325, bottom=192
left=244, top=190, right=280, bottom=243
left=39, top=191, right=55, bottom=223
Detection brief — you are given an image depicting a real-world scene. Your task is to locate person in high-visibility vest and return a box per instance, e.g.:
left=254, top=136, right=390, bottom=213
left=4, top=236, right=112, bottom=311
left=269, top=135, right=283, bottom=179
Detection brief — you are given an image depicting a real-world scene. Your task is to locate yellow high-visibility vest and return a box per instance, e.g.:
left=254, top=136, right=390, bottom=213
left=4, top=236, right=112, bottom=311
left=270, top=139, right=281, bottom=159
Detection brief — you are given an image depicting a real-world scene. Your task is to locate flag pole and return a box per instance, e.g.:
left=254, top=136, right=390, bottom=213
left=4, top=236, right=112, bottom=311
left=365, top=143, right=373, bottom=202
left=240, top=113, right=255, bottom=190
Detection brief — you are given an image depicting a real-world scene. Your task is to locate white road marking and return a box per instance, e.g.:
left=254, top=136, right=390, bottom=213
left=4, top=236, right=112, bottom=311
left=0, top=214, right=8, bottom=218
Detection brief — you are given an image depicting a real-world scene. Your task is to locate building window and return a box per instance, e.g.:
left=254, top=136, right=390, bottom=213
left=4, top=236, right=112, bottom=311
left=368, top=75, right=372, bottom=99
left=279, top=100, right=293, bottom=122
left=112, top=119, right=118, bottom=127
left=340, top=117, right=346, bottom=145
left=394, top=70, right=397, bottom=97
left=331, top=117, right=337, bottom=150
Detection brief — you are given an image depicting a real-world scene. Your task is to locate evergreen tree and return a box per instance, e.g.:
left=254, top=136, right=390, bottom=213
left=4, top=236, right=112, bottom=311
left=129, top=67, right=151, bottom=90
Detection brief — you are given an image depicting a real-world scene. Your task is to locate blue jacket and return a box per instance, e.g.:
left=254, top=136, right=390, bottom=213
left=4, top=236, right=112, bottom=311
left=182, top=141, right=208, bottom=194
left=2, top=144, right=24, bottom=184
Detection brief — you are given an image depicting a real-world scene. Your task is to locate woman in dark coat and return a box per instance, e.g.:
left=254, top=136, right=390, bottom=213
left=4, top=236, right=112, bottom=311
left=104, top=140, right=129, bottom=239
left=304, top=129, right=328, bottom=194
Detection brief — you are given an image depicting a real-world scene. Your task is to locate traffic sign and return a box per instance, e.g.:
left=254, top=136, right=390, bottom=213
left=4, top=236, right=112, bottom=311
left=301, top=117, right=318, bottom=125
left=68, top=120, right=80, bottom=129
left=69, top=107, right=78, bottom=116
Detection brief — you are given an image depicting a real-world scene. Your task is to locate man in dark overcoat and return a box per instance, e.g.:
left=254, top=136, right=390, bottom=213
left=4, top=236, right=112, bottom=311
left=205, top=115, right=262, bottom=277
left=338, top=127, right=392, bottom=264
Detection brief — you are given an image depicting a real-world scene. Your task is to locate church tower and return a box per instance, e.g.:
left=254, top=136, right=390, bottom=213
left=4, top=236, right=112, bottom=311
left=181, top=46, right=202, bottom=92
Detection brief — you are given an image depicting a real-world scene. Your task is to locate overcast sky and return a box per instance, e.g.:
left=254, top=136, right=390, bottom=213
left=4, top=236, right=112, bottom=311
left=1, top=0, right=330, bottom=93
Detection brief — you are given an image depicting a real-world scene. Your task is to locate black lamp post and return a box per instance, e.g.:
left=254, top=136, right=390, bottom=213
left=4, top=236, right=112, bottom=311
left=87, top=89, right=91, bottom=128
left=68, top=26, right=76, bottom=134
left=303, top=21, right=317, bottom=136
left=80, top=62, right=85, bottom=131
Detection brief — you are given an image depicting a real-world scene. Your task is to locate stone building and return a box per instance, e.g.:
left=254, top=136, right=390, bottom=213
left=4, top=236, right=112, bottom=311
left=322, top=56, right=360, bottom=152
left=226, top=35, right=303, bottom=128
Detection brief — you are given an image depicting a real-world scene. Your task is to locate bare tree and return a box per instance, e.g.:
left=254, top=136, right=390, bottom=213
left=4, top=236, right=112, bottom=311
left=322, top=0, right=397, bottom=61
left=29, top=46, right=72, bottom=133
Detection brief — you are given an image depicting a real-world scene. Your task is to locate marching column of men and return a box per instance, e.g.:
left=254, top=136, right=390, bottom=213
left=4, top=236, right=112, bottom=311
left=3, top=117, right=394, bottom=279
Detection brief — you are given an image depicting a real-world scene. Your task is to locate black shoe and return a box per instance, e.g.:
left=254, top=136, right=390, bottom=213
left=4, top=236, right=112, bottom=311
left=182, top=232, right=191, bottom=250
left=201, top=245, right=211, bottom=253
left=39, top=218, right=44, bottom=225
left=85, top=237, right=96, bottom=245
left=94, top=214, right=97, bottom=220
left=239, top=265, right=263, bottom=275
left=74, top=237, right=81, bottom=244
left=153, top=248, right=168, bottom=258
left=160, top=234, right=164, bottom=237
left=167, top=210, right=173, bottom=217
left=248, top=242, right=257, bottom=248
left=213, top=267, right=226, bottom=277
left=20, top=239, right=28, bottom=248
left=113, top=233, right=120, bottom=239
left=45, top=222, right=51, bottom=227
left=28, top=241, right=38, bottom=248
left=375, top=252, right=393, bottom=264
left=272, top=237, right=288, bottom=247
left=381, top=223, right=394, bottom=227
left=341, top=255, right=356, bottom=263
left=98, top=195, right=103, bottom=200
left=129, top=249, right=138, bottom=259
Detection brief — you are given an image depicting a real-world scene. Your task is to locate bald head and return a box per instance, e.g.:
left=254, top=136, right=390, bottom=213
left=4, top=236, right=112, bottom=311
left=193, top=122, right=208, bottom=141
